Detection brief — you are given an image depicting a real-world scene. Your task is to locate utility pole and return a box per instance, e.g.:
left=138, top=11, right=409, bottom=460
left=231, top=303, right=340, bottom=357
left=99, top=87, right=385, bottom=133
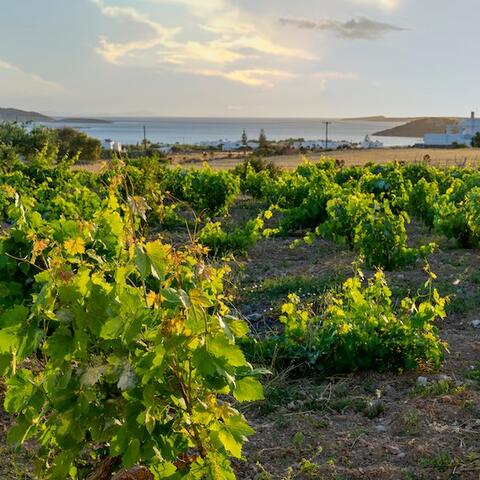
left=143, top=125, right=147, bottom=152
left=323, top=121, right=331, bottom=150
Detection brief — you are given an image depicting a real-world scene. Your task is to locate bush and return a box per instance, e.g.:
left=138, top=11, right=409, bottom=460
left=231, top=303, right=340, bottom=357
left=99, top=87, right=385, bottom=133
left=353, top=200, right=435, bottom=270
left=198, top=215, right=266, bottom=256
left=257, top=269, right=447, bottom=373
left=55, top=127, right=102, bottom=162
left=161, top=167, right=240, bottom=216
left=321, top=193, right=434, bottom=269
left=408, top=178, right=439, bottom=228
left=0, top=196, right=262, bottom=479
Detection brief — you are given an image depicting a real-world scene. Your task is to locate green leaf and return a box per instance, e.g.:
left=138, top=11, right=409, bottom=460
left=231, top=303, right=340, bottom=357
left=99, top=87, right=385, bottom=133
left=4, top=369, right=35, bottom=413
left=216, top=415, right=254, bottom=458
left=145, top=241, right=169, bottom=280
left=0, top=305, right=29, bottom=328
left=44, top=327, right=74, bottom=364
left=123, top=438, right=141, bottom=467
left=100, top=316, right=124, bottom=340
left=207, top=334, right=247, bottom=368
left=0, top=325, right=20, bottom=355
left=233, top=377, right=264, bottom=402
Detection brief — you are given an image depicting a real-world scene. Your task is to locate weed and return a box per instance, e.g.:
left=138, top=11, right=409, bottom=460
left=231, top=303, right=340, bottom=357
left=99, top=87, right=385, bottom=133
left=419, top=452, right=454, bottom=471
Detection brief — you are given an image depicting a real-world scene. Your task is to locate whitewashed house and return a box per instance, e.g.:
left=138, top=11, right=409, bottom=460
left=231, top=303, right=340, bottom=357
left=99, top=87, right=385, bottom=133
left=359, top=135, right=383, bottom=149
left=103, top=139, right=122, bottom=152
left=292, top=139, right=352, bottom=150
left=424, top=112, right=479, bottom=146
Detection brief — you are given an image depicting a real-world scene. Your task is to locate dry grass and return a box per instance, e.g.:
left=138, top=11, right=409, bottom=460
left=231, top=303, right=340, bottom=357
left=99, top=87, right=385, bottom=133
left=73, top=147, right=480, bottom=173
left=202, top=147, right=480, bottom=170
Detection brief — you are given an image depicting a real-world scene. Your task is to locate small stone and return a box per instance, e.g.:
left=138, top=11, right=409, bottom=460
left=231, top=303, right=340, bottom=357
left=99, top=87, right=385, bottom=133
left=375, top=424, right=387, bottom=432
left=438, top=374, right=452, bottom=382
left=471, top=320, right=480, bottom=328
left=384, top=385, right=395, bottom=395
left=416, top=376, right=428, bottom=387
left=246, top=313, right=262, bottom=322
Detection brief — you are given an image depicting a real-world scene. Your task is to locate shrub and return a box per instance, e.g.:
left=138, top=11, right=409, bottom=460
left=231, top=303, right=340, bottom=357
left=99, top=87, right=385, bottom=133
left=408, top=178, right=439, bottom=228
left=198, top=215, right=266, bottom=256
left=161, top=167, right=240, bottom=216
left=263, top=269, right=447, bottom=372
left=0, top=178, right=262, bottom=479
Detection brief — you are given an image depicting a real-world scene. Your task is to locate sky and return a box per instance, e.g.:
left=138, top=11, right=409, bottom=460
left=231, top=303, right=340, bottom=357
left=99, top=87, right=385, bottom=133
left=0, top=0, right=479, bottom=118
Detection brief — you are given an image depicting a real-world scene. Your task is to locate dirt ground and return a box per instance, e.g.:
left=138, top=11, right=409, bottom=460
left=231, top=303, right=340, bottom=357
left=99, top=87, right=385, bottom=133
left=224, top=201, right=480, bottom=480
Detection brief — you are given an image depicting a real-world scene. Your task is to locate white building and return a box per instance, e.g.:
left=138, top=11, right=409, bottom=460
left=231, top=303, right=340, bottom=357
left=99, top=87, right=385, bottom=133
left=103, top=139, right=122, bottom=152
left=424, top=112, right=479, bottom=146
left=292, top=139, right=352, bottom=150
left=359, top=135, right=383, bottom=149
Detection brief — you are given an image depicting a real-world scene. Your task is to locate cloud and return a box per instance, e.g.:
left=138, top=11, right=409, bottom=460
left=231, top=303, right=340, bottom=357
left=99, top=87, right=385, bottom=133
left=352, top=0, right=400, bottom=9
left=148, top=0, right=227, bottom=16
left=91, top=0, right=312, bottom=87
left=189, top=68, right=296, bottom=88
left=279, top=16, right=406, bottom=40
left=0, top=58, right=63, bottom=93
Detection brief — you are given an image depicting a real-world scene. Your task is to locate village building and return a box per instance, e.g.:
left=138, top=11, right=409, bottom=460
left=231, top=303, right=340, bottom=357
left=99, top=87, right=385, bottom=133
left=424, top=112, right=479, bottom=146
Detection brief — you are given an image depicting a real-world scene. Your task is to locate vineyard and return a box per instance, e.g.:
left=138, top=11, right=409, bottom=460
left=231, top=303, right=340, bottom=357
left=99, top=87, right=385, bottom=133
left=1, top=151, right=480, bottom=479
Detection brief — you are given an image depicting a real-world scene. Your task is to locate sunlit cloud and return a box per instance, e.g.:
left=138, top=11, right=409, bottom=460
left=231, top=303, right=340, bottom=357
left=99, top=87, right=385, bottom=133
left=192, top=68, right=296, bottom=87
left=91, top=0, right=315, bottom=87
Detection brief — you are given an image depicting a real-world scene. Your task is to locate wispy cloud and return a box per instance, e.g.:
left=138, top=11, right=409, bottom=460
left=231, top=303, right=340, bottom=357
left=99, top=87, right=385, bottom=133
left=280, top=16, right=406, bottom=40
left=192, top=68, right=296, bottom=87
left=91, top=0, right=312, bottom=87
left=0, top=58, right=63, bottom=92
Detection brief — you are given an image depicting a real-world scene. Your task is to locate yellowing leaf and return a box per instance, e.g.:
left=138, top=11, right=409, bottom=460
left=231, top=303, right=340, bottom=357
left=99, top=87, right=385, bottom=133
left=64, top=238, right=85, bottom=255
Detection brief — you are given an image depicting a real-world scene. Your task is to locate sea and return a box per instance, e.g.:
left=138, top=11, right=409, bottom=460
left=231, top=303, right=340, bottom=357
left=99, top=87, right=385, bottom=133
left=39, top=117, right=420, bottom=147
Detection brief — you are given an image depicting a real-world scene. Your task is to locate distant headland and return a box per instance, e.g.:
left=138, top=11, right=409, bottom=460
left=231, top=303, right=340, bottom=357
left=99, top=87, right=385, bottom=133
left=0, top=107, right=112, bottom=124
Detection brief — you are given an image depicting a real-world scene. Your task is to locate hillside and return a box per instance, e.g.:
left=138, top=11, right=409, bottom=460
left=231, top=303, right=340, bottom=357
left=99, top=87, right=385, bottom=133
left=373, top=117, right=459, bottom=137
left=0, top=107, right=53, bottom=123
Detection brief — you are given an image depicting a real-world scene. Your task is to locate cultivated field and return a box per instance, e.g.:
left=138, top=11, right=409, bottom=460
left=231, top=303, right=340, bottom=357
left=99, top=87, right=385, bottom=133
left=1, top=155, right=480, bottom=479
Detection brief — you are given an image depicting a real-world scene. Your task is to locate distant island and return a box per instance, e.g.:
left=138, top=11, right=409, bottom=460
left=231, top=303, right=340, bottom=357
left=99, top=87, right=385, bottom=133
left=0, top=107, right=54, bottom=123
left=56, top=117, right=112, bottom=124
left=373, top=117, right=459, bottom=138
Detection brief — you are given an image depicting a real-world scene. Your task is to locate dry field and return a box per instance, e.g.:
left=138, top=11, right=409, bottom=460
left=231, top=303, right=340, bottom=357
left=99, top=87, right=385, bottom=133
left=74, top=148, right=480, bottom=174
left=186, top=148, right=480, bottom=170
